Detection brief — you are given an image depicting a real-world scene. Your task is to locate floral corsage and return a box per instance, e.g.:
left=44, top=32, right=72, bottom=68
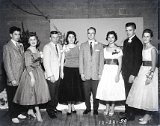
left=112, top=49, right=120, bottom=55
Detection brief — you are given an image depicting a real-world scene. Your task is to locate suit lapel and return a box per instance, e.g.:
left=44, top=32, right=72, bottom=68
left=9, top=41, right=23, bottom=56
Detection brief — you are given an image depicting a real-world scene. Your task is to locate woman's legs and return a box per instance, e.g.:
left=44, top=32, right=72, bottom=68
left=35, top=106, right=43, bottom=122
left=104, top=102, right=110, bottom=115
left=109, top=102, right=115, bottom=116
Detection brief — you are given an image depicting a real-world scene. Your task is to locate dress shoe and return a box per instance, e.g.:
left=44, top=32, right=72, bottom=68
left=18, top=114, right=27, bottom=119
left=67, top=112, right=72, bottom=116
left=139, top=117, right=144, bottom=121
left=104, top=110, right=109, bottom=116
left=119, top=116, right=127, bottom=124
left=139, top=115, right=152, bottom=125
left=139, top=117, right=151, bottom=125
left=47, top=112, right=57, bottom=119
left=119, top=112, right=126, bottom=117
left=127, top=115, right=135, bottom=121
left=12, top=118, right=20, bottom=123
left=72, top=110, right=77, bottom=114
left=93, top=110, right=98, bottom=115
left=83, top=109, right=91, bottom=114
left=55, top=109, right=62, bottom=113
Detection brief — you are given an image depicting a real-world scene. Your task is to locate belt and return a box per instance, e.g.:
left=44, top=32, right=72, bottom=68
left=104, top=59, right=118, bottom=65
left=142, top=61, right=152, bottom=66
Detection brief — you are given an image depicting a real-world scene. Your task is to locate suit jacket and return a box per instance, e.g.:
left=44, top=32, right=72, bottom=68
left=3, top=41, right=24, bottom=86
left=43, top=42, right=62, bottom=81
left=79, top=41, right=104, bottom=80
left=122, top=35, right=143, bottom=77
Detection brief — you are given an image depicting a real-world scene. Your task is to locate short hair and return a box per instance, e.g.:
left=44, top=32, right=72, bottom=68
left=87, top=27, right=96, bottom=34
left=28, top=32, right=40, bottom=48
left=65, top=31, right=77, bottom=44
left=50, top=31, right=59, bottom=37
left=9, top=26, right=21, bottom=34
left=125, top=22, right=136, bottom=30
left=106, top=31, right=118, bottom=41
left=142, top=29, right=153, bottom=37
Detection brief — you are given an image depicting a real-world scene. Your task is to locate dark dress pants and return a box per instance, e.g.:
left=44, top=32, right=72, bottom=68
left=83, top=79, right=99, bottom=111
left=6, top=85, right=27, bottom=119
left=122, top=73, right=135, bottom=117
left=46, top=79, right=60, bottom=113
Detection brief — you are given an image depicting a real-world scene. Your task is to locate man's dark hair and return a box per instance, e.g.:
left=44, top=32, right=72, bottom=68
left=9, top=26, right=21, bottom=34
left=125, top=22, right=136, bottom=30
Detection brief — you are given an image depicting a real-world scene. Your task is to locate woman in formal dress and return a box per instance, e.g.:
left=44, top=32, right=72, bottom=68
left=96, top=31, right=125, bottom=116
left=13, top=32, right=50, bottom=122
left=59, top=31, right=84, bottom=115
left=126, top=29, right=158, bottom=124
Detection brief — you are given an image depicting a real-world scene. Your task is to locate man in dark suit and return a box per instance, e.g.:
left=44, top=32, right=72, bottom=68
left=3, top=26, right=26, bottom=123
left=120, top=22, right=143, bottom=122
left=79, top=27, right=104, bottom=115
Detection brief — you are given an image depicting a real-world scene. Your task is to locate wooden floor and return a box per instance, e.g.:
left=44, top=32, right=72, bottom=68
left=0, top=109, right=159, bottom=126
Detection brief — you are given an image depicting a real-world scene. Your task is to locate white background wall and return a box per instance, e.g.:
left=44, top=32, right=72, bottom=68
left=50, top=17, right=143, bottom=46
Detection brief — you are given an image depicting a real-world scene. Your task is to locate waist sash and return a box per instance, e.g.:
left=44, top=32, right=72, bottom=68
left=104, top=59, right=118, bottom=65
left=142, top=61, right=152, bottom=66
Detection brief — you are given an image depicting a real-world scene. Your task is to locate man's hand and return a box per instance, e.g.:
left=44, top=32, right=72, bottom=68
left=115, top=74, right=120, bottom=83
left=11, top=80, right=17, bottom=86
left=128, top=75, right=135, bottom=83
left=50, top=75, right=56, bottom=83
left=81, top=74, right=86, bottom=81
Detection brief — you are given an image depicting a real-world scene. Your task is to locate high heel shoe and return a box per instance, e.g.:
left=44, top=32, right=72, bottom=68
left=109, top=109, right=114, bottom=116
left=72, top=110, right=77, bottom=114
left=103, top=110, right=109, bottom=116
left=28, top=110, right=36, bottom=118
left=139, top=117, right=144, bottom=121
left=139, top=117, right=151, bottom=124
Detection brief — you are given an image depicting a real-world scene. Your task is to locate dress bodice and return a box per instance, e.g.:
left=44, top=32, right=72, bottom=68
left=64, top=45, right=79, bottom=67
left=104, top=47, right=123, bottom=59
left=25, top=49, right=42, bottom=71
left=142, top=47, right=157, bottom=61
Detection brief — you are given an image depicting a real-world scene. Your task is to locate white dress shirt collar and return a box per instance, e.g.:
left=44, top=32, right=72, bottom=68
left=11, top=39, right=17, bottom=47
left=128, top=34, right=135, bottom=43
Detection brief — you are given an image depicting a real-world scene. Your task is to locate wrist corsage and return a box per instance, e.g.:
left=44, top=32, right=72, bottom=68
left=146, top=69, right=154, bottom=80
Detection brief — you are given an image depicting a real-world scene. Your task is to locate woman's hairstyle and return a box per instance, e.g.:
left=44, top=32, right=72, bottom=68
left=65, top=31, right=77, bottom=44
left=28, top=32, right=40, bottom=48
left=106, top=31, right=118, bottom=41
left=142, top=29, right=153, bottom=37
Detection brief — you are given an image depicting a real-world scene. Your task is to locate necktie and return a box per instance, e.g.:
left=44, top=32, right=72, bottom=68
left=55, top=44, right=59, bottom=56
left=90, top=42, right=93, bottom=56
left=16, top=42, right=21, bottom=53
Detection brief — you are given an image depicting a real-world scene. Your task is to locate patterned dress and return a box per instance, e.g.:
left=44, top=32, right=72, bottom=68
left=13, top=49, right=50, bottom=105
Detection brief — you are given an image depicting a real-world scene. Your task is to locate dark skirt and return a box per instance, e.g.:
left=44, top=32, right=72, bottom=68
left=58, top=67, right=85, bottom=104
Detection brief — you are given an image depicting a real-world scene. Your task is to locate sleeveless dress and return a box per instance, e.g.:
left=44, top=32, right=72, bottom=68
left=13, top=49, right=50, bottom=105
left=96, top=47, right=126, bottom=101
left=58, top=45, right=84, bottom=104
left=126, top=47, right=158, bottom=111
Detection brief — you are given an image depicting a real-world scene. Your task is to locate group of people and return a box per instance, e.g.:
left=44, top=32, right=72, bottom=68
left=2, top=22, right=158, bottom=125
